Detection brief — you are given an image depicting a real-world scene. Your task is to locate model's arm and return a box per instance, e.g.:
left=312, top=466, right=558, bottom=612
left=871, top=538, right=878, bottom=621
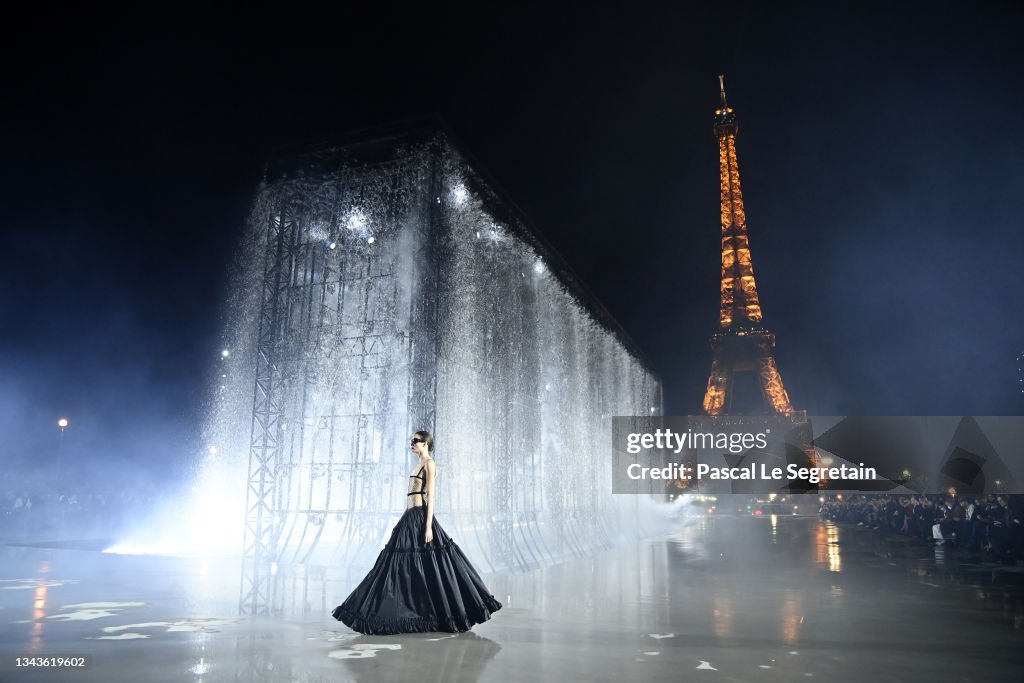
left=424, top=459, right=436, bottom=544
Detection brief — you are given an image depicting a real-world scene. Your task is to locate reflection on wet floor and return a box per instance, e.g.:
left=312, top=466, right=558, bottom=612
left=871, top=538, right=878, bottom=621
left=854, top=519, right=1024, bottom=631
left=826, top=522, right=842, bottom=573
left=1, top=515, right=1022, bottom=682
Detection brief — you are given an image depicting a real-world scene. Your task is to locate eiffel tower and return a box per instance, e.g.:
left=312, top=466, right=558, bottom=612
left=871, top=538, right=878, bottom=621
left=702, top=76, right=799, bottom=417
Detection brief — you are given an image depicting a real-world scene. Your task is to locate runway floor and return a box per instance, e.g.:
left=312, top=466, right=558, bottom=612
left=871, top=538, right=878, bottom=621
left=1, top=514, right=1022, bottom=682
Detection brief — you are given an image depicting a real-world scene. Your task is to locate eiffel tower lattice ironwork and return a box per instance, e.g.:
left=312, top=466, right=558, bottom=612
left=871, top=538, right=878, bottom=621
left=702, top=76, right=798, bottom=417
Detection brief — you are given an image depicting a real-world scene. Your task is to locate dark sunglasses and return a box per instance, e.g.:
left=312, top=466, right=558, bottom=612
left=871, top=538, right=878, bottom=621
left=411, top=437, right=426, bottom=445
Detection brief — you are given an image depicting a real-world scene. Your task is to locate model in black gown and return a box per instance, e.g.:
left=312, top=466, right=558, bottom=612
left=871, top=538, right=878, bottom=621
left=332, top=431, right=502, bottom=635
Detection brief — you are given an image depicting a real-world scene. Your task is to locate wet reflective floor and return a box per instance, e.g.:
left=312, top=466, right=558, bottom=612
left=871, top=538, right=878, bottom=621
left=1, top=515, right=1022, bottom=682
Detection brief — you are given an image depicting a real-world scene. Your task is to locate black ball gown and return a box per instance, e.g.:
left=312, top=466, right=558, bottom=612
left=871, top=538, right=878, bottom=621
left=332, top=461, right=502, bottom=635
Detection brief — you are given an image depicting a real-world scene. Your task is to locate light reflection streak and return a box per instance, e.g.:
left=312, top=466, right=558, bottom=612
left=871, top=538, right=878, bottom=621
left=781, top=590, right=802, bottom=645
left=712, top=594, right=733, bottom=638
left=29, top=561, right=51, bottom=654
left=826, top=523, right=842, bottom=573
left=815, top=523, right=828, bottom=566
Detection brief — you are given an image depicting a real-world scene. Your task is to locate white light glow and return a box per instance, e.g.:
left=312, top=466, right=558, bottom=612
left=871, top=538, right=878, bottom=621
left=104, top=438, right=248, bottom=557
left=346, top=210, right=367, bottom=232
left=310, top=222, right=330, bottom=242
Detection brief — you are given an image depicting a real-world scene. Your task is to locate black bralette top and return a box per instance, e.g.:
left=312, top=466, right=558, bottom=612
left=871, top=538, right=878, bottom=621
left=407, top=466, right=427, bottom=498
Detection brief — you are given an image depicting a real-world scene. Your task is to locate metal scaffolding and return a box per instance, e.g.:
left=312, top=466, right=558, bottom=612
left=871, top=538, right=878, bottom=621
left=234, top=126, right=661, bottom=615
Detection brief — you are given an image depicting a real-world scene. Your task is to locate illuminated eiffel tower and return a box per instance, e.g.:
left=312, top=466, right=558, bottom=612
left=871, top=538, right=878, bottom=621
left=702, top=77, right=800, bottom=417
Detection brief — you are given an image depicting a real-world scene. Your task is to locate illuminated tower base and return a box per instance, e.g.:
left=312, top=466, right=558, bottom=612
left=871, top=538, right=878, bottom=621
left=704, top=331, right=793, bottom=416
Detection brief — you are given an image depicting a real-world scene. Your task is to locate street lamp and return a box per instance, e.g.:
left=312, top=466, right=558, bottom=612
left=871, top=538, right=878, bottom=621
left=57, top=417, right=69, bottom=461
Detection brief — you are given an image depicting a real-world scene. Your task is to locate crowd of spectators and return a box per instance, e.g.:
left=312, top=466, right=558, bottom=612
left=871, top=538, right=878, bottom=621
left=0, top=471, right=166, bottom=540
left=819, top=493, right=1024, bottom=562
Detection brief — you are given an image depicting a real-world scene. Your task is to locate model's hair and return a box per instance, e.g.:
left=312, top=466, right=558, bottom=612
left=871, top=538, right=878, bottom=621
left=414, top=430, right=435, bottom=452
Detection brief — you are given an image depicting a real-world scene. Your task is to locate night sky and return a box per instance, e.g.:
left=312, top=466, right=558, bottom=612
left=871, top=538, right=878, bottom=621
left=4, top=3, right=1023, bottom=482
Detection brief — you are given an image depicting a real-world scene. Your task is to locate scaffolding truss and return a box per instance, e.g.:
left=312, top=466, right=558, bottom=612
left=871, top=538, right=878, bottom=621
left=235, top=127, right=661, bottom=615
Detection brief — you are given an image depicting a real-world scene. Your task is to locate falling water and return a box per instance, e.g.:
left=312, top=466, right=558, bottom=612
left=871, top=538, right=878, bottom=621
left=110, top=128, right=664, bottom=573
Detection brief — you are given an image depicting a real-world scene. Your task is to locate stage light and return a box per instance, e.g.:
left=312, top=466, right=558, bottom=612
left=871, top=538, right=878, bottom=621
left=346, top=209, right=370, bottom=236
left=207, top=446, right=218, bottom=456
left=329, top=241, right=337, bottom=250
left=367, top=236, right=375, bottom=244
left=533, top=259, right=545, bottom=274
left=221, top=349, right=230, bottom=358
left=57, top=417, right=69, bottom=430
left=452, top=184, right=468, bottom=206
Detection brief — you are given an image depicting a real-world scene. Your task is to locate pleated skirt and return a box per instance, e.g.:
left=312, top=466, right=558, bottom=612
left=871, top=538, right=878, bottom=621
left=332, top=506, right=502, bottom=635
